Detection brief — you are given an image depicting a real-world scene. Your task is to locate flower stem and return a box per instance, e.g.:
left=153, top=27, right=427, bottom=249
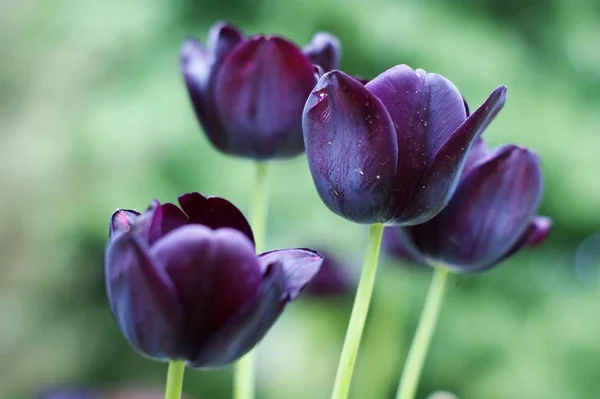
left=331, top=223, right=385, bottom=399
left=233, top=161, right=269, bottom=399
left=165, top=361, right=185, bottom=399
left=396, top=266, right=449, bottom=399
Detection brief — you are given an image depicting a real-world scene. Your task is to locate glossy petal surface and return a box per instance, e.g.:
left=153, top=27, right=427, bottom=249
left=396, top=86, right=507, bottom=225
left=257, top=248, right=324, bottom=300
left=178, top=192, right=254, bottom=245
left=214, top=37, right=316, bottom=158
left=152, top=225, right=261, bottom=358
left=412, top=145, right=542, bottom=271
left=105, top=233, right=183, bottom=358
left=303, top=70, right=398, bottom=223
left=190, top=262, right=287, bottom=368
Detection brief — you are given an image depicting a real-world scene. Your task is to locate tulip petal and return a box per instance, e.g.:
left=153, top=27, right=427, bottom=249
left=159, top=202, right=189, bottom=236
left=520, top=216, right=552, bottom=248
left=189, top=262, right=287, bottom=368
left=303, top=32, right=341, bottom=72
left=205, top=22, right=245, bottom=61
left=214, top=36, right=317, bottom=158
left=109, top=209, right=139, bottom=237
left=461, top=138, right=490, bottom=177
left=105, top=232, right=183, bottom=359
left=383, top=227, right=426, bottom=265
left=503, top=215, right=552, bottom=259
left=412, top=145, right=542, bottom=272
left=178, top=192, right=255, bottom=245
left=365, top=66, right=430, bottom=220
left=397, top=86, right=508, bottom=225
left=181, top=38, right=229, bottom=150
left=153, top=225, right=262, bottom=358
left=257, top=248, right=324, bottom=300
left=303, top=70, right=398, bottom=223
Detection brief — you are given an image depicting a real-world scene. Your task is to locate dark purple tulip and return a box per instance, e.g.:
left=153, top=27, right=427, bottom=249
left=303, top=65, right=507, bottom=225
left=181, top=22, right=341, bottom=159
left=304, top=251, right=354, bottom=297
left=384, top=141, right=551, bottom=273
left=105, top=192, right=323, bottom=368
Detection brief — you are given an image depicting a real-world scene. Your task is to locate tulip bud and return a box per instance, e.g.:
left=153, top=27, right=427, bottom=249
left=181, top=22, right=341, bottom=159
left=105, top=193, right=323, bottom=367
left=303, top=65, right=506, bottom=225
left=384, top=141, right=551, bottom=272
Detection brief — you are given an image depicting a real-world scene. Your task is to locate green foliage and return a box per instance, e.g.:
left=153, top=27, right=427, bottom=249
left=0, top=0, right=599, bottom=398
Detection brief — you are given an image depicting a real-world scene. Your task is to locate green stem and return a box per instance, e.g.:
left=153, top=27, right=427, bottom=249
left=331, top=223, right=385, bottom=399
left=165, top=361, right=185, bottom=399
left=396, top=266, right=449, bottom=399
left=233, top=162, right=269, bottom=399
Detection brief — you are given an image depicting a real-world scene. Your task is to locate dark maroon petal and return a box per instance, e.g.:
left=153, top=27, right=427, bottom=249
left=124, top=200, right=163, bottom=245
left=412, top=145, right=542, bottom=272
left=159, top=202, right=189, bottom=236
left=257, top=248, right=324, bottom=300
left=503, top=215, right=552, bottom=259
left=189, top=262, right=287, bottom=368
left=304, top=251, right=354, bottom=297
left=105, top=232, right=184, bottom=359
left=181, top=38, right=229, bottom=151
left=421, top=73, right=467, bottom=158
left=303, top=32, right=341, bottom=72
left=396, top=86, right=508, bottom=225
left=109, top=209, right=139, bottom=237
left=461, top=138, right=490, bottom=177
left=365, top=66, right=429, bottom=220
left=383, top=227, right=426, bottom=265
left=213, top=36, right=317, bottom=159
left=520, top=216, right=552, bottom=248
left=205, top=21, right=245, bottom=60
left=303, top=70, right=398, bottom=223
left=152, top=225, right=262, bottom=359
left=178, top=192, right=254, bottom=245
left=366, top=66, right=468, bottom=223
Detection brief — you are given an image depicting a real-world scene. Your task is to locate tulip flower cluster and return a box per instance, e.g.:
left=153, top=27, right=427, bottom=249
left=101, top=19, right=551, bottom=399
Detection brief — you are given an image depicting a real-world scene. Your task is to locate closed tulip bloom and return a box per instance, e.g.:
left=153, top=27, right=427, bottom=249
left=384, top=140, right=551, bottom=273
left=105, top=192, right=323, bottom=367
left=303, top=65, right=507, bottom=225
left=181, top=22, right=340, bottom=159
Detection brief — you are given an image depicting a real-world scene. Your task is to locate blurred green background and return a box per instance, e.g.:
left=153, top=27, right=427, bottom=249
left=1, top=0, right=600, bottom=397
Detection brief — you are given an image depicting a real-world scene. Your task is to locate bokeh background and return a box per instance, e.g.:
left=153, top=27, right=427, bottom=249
left=1, top=0, right=600, bottom=397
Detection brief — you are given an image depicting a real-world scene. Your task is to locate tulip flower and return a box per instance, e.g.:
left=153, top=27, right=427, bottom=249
left=304, top=250, right=354, bottom=297
left=384, top=140, right=551, bottom=273
left=393, top=141, right=550, bottom=399
left=105, top=192, right=323, bottom=398
left=181, top=22, right=340, bottom=159
left=303, top=65, right=507, bottom=225
left=303, top=64, right=508, bottom=399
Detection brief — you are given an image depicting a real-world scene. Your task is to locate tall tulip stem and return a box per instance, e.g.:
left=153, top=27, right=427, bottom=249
left=165, top=361, right=186, bottom=399
left=233, top=162, right=270, bottom=399
left=396, top=265, right=449, bottom=399
left=331, top=223, right=385, bottom=399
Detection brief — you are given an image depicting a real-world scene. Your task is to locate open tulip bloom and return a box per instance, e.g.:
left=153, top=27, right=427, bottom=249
left=105, top=193, right=323, bottom=397
left=302, top=64, right=508, bottom=399
left=386, top=141, right=551, bottom=399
